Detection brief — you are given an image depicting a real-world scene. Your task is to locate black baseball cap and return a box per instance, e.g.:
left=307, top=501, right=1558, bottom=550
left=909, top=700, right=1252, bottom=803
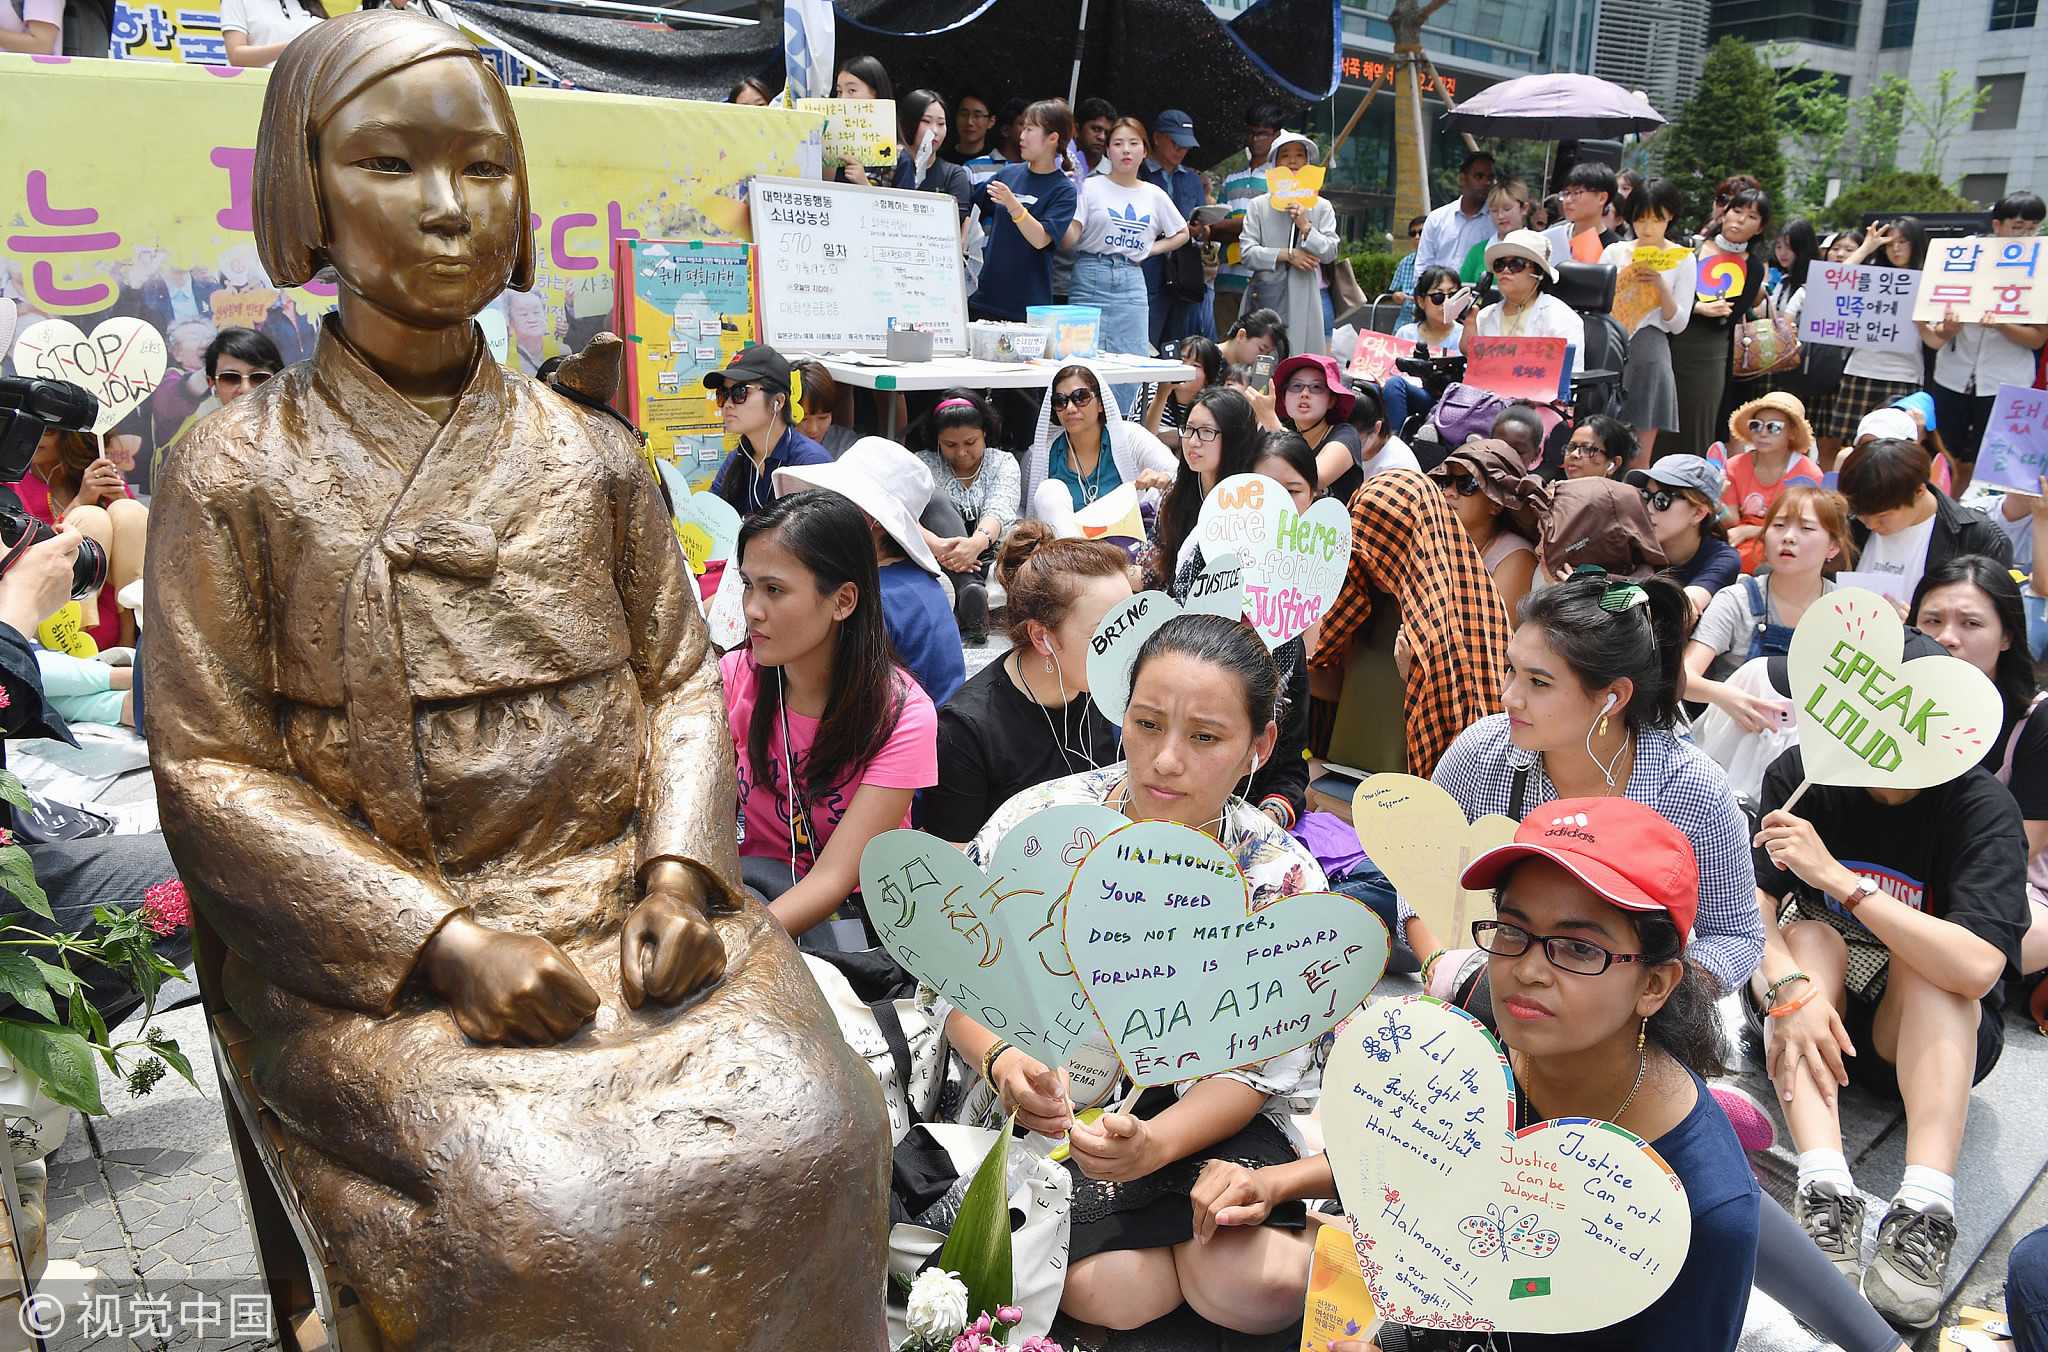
left=703, top=344, right=791, bottom=392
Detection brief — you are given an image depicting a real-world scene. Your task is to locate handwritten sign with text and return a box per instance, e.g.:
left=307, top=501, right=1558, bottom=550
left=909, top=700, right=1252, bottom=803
left=1799, top=262, right=1920, bottom=355
left=1326, top=997, right=1691, bottom=1333
left=654, top=462, right=743, bottom=574
left=1194, top=474, right=1353, bottom=650
left=1463, top=335, right=1568, bottom=403
left=1971, top=383, right=2048, bottom=496
left=1914, top=235, right=2048, bottom=324
left=1267, top=165, right=1328, bottom=211
left=860, top=805, right=1127, bottom=1070
left=12, top=317, right=168, bottom=435
left=1350, top=328, right=1420, bottom=385
left=1788, top=588, right=2003, bottom=791
left=795, top=98, right=898, bottom=170
left=1084, top=555, right=1245, bottom=722
left=1064, top=820, right=1388, bottom=1085
left=1349, top=775, right=1516, bottom=949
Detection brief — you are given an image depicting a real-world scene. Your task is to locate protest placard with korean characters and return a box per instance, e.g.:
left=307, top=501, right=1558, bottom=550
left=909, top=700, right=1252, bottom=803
left=1349, top=329, right=1416, bottom=385
left=1913, top=236, right=2048, bottom=325
left=1325, top=996, right=1691, bottom=1333
left=1970, top=384, right=2048, bottom=496
left=1064, top=820, right=1389, bottom=1086
left=1800, top=262, right=1921, bottom=355
left=796, top=98, right=897, bottom=170
left=1786, top=588, right=2004, bottom=802
left=1267, top=166, right=1327, bottom=211
left=1463, top=335, right=1568, bottom=403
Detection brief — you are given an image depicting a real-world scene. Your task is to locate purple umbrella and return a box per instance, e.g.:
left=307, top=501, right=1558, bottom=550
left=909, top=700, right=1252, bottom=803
left=1444, top=73, right=1665, bottom=141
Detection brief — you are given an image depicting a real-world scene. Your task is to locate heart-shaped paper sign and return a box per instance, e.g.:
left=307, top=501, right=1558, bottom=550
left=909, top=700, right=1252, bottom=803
left=1083, top=553, right=1245, bottom=724
left=1064, top=820, right=1389, bottom=1085
left=1789, top=587, right=2003, bottom=791
left=1326, top=996, right=1691, bottom=1333
left=12, top=317, right=169, bottom=435
left=1351, top=774, right=1517, bottom=948
left=655, top=461, right=743, bottom=575
left=860, top=804, right=1127, bottom=1071
left=1194, top=473, right=1353, bottom=650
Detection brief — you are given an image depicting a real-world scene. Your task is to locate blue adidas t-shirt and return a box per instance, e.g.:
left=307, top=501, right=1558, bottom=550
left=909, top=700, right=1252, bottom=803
left=970, top=164, right=1079, bottom=321
left=877, top=561, right=965, bottom=708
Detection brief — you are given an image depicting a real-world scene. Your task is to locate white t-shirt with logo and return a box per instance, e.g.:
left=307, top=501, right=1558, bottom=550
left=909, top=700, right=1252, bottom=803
left=1856, top=509, right=1939, bottom=604
left=1072, top=177, right=1186, bottom=265
left=219, top=0, right=324, bottom=46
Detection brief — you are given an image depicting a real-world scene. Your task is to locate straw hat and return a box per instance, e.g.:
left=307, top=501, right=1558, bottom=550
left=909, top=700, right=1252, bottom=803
left=1728, top=390, right=1813, bottom=454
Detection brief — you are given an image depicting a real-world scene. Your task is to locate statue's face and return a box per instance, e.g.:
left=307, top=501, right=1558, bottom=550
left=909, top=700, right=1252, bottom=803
left=315, top=57, right=521, bottom=329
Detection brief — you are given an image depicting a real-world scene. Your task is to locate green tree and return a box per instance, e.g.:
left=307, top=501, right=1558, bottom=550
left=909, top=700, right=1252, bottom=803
left=1818, top=171, right=1975, bottom=230
left=1656, top=38, right=1787, bottom=225
left=1770, top=60, right=1850, bottom=214
left=1903, top=70, right=1991, bottom=178
left=1849, top=74, right=1909, bottom=180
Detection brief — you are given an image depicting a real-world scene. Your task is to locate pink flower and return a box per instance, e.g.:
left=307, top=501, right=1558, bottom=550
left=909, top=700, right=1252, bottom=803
left=995, top=1306, right=1023, bottom=1327
left=142, top=880, right=192, bottom=937
left=0, top=686, right=11, bottom=710
left=0, top=828, right=12, bottom=848
left=1016, top=1338, right=1065, bottom=1352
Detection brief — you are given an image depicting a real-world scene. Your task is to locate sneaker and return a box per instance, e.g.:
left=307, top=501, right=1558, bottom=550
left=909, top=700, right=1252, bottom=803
left=1709, top=1084, right=1776, bottom=1153
left=1864, top=1202, right=1956, bottom=1329
left=1795, top=1181, right=1866, bottom=1285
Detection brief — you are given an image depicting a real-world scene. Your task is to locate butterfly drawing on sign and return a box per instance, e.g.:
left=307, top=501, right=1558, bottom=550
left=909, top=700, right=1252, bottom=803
left=1358, top=1005, right=1412, bottom=1063
left=1458, top=1204, right=1561, bottom=1263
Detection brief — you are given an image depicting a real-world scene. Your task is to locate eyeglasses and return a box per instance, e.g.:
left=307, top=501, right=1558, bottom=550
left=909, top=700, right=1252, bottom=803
left=1492, top=258, right=1536, bottom=277
left=1444, top=473, right=1482, bottom=496
left=212, top=370, right=273, bottom=388
left=1472, top=919, right=1650, bottom=977
left=1049, top=388, right=1097, bottom=411
left=1424, top=289, right=1460, bottom=304
left=961, top=107, right=995, bottom=122
left=1559, top=185, right=1589, bottom=199
left=1747, top=418, right=1787, bottom=437
left=714, top=382, right=758, bottom=406
left=1283, top=380, right=1325, bottom=397
left=1640, top=488, right=1680, bottom=513
left=1562, top=441, right=1604, bottom=460
left=1183, top=424, right=1224, bottom=446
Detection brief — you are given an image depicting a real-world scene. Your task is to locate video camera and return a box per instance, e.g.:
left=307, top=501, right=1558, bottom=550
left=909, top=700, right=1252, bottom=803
left=0, top=376, right=111, bottom=600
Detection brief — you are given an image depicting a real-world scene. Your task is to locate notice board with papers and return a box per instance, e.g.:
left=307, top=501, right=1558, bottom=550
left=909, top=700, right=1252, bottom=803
left=747, top=175, right=969, bottom=355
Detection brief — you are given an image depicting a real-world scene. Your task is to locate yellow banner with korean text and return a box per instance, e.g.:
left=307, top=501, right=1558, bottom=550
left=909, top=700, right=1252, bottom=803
left=0, top=53, right=818, bottom=459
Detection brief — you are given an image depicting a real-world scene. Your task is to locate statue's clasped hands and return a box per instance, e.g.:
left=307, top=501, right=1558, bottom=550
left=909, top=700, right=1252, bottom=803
left=421, top=867, right=728, bottom=1045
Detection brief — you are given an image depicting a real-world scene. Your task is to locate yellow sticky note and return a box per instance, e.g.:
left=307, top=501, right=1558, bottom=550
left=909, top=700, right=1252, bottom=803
left=1300, top=1220, right=1375, bottom=1352
left=36, top=601, right=97, bottom=659
left=1633, top=244, right=1689, bottom=272
left=1268, top=165, right=1327, bottom=211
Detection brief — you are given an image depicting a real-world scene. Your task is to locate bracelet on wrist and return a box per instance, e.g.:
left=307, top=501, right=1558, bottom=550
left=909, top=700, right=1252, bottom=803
left=1767, top=987, right=1818, bottom=1019
left=1419, top=948, right=1448, bottom=985
left=1763, top=970, right=1811, bottom=1005
left=980, top=1039, right=1013, bottom=1084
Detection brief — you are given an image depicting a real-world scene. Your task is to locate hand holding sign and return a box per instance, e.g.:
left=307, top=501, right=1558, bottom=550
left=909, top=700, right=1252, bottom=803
left=860, top=805, right=1125, bottom=1071
left=654, top=461, right=743, bottom=575
left=1194, top=474, right=1352, bottom=650
left=1064, top=820, right=1388, bottom=1085
left=1349, top=775, right=1516, bottom=948
left=1787, top=587, right=2002, bottom=797
left=12, top=318, right=169, bottom=435
left=1084, top=555, right=1245, bottom=723
left=1971, top=383, right=2048, bottom=496
left=1326, top=996, right=1691, bottom=1333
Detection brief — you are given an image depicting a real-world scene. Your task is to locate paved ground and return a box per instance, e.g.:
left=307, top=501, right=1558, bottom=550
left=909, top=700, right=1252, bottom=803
left=9, top=636, right=2042, bottom=1350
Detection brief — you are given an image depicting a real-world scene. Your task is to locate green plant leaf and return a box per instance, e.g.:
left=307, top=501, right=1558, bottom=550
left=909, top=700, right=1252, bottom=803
left=0, top=954, right=54, bottom=1024
left=935, top=1114, right=1015, bottom=1324
left=27, top=956, right=81, bottom=998
left=0, top=849, right=52, bottom=923
left=145, top=1029, right=197, bottom=1090
left=0, top=1019, right=103, bottom=1114
left=0, top=772, right=29, bottom=814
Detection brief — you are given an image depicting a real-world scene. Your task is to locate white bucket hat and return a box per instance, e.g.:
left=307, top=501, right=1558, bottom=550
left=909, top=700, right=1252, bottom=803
left=773, top=437, right=943, bottom=576
left=1484, top=228, right=1558, bottom=283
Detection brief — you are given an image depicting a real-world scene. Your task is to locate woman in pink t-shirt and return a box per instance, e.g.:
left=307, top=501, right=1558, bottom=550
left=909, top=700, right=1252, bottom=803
left=16, top=429, right=146, bottom=649
left=0, top=0, right=63, bottom=54
left=721, top=489, right=938, bottom=939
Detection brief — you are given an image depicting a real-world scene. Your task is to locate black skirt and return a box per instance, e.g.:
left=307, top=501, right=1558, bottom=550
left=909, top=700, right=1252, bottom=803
left=1066, top=1086, right=1309, bottom=1263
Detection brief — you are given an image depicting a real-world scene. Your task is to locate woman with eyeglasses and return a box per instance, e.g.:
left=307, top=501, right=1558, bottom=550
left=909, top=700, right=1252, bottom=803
left=1022, top=361, right=1177, bottom=529
left=1560, top=413, right=1632, bottom=481
left=1459, top=178, right=1533, bottom=284
left=1669, top=186, right=1770, bottom=460
left=1720, top=390, right=1824, bottom=572
left=706, top=345, right=831, bottom=518
left=1466, top=230, right=1585, bottom=376
left=1261, top=353, right=1369, bottom=498
left=1199, top=796, right=1761, bottom=1352
left=1625, top=453, right=1741, bottom=618
left=1427, top=437, right=1539, bottom=619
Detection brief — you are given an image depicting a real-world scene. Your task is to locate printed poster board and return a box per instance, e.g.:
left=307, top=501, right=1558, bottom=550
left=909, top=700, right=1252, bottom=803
left=615, top=238, right=756, bottom=484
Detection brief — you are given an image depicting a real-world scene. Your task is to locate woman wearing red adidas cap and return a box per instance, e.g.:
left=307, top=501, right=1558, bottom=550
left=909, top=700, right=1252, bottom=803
left=1194, top=797, right=1762, bottom=1351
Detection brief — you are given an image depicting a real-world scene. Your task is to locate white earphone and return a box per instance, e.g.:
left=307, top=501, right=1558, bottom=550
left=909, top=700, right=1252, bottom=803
left=1600, top=692, right=1619, bottom=714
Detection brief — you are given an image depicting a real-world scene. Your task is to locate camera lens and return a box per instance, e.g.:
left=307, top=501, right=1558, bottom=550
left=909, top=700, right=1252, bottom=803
left=71, top=536, right=107, bottom=601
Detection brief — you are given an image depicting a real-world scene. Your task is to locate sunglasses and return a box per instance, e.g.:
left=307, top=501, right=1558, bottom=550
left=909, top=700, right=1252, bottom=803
left=1423, top=289, right=1460, bottom=304
left=714, top=382, right=758, bottom=406
left=1049, top=388, right=1097, bottom=411
left=1183, top=424, right=1224, bottom=446
left=1473, top=920, right=1649, bottom=978
left=1408, top=228, right=1424, bottom=239
left=212, top=370, right=273, bottom=388
left=1640, top=488, right=1681, bottom=513
left=1491, top=257, right=1536, bottom=276
left=1443, top=473, right=1482, bottom=497
left=1747, top=417, right=1787, bottom=436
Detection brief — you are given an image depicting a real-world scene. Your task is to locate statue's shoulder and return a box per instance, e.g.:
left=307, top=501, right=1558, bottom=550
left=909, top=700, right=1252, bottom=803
left=155, top=369, right=306, bottom=506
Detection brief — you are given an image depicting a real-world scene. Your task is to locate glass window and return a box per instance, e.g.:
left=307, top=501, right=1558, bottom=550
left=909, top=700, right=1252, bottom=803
left=1710, top=0, right=1859, bottom=46
left=1961, top=173, right=2009, bottom=205
left=1880, top=0, right=1918, bottom=47
left=1991, top=0, right=2038, bottom=30
left=1973, top=73, right=2025, bottom=129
